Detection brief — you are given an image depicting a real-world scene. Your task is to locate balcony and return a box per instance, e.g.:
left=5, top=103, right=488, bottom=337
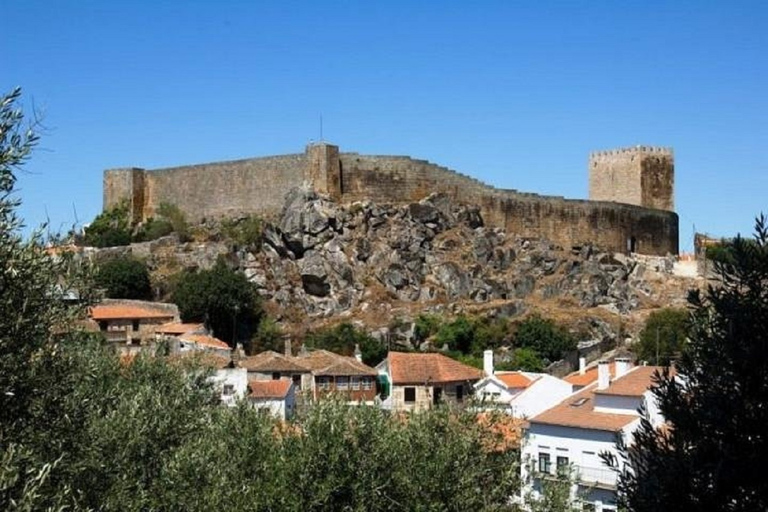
left=575, top=464, right=618, bottom=489
left=104, top=331, right=129, bottom=343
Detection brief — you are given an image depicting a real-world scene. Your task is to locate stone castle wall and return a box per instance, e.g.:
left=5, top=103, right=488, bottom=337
left=589, top=146, right=674, bottom=211
left=104, top=144, right=679, bottom=255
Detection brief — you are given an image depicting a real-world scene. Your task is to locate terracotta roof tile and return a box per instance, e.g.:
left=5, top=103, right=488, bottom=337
left=168, top=351, right=232, bottom=370
left=531, top=366, right=665, bottom=432
left=387, top=352, right=483, bottom=385
left=240, top=351, right=311, bottom=373
left=249, top=379, right=292, bottom=399
left=155, top=322, right=205, bottom=335
left=90, top=304, right=176, bottom=321
left=529, top=385, right=638, bottom=432
left=296, top=350, right=377, bottom=376
left=496, top=372, right=536, bottom=389
left=564, top=362, right=617, bottom=387
left=179, top=333, right=230, bottom=350
left=597, top=366, right=669, bottom=397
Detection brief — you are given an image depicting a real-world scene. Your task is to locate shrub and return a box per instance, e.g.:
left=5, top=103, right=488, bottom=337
left=171, top=260, right=261, bottom=345
left=83, top=200, right=132, bottom=247
left=305, top=322, right=386, bottom=366
left=95, top=257, right=152, bottom=300
left=221, top=215, right=263, bottom=249
left=514, top=314, right=576, bottom=364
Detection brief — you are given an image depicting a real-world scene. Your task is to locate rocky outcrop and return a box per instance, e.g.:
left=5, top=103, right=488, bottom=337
left=238, top=188, right=679, bottom=320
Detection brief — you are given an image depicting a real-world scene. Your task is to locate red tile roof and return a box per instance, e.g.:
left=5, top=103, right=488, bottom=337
left=596, top=366, right=668, bottom=397
left=296, top=350, right=377, bottom=377
left=529, top=385, right=638, bottom=432
left=90, top=304, right=176, bottom=321
left=530, top=366, right=664, bottom=432
left=564, top=362, right=617, bottom=387
left=249, top=379, right=292, bottom=399
left=155, top=322, right=204, bottom=335
left=387, top=352, right=483, bottom=385
left=179, top=334, right=230, bottom=350
left=240, top=351, right=311, bottom=373
left=496, top=372, right=536, bottom=389
left=168, top=351, right=232, bottom=370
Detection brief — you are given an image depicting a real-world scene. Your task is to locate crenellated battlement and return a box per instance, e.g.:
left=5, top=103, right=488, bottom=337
left=103, top=143, right=678, bottom=256
left=589, top=145, right=673, bottom=158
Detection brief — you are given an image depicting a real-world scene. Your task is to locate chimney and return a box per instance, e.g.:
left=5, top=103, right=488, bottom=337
left=597, top=360, right=610, bottom=390
left=284, top=337, right=292, bottom=357
left=233, top=342, right=245, bottom=362
left=483, top=349, right=494, bottom=377
left=579, top=357, right=586, bottom=375
left=354, top=343, right=363, bottom=363
left=615, top=357, right=631, bottom=378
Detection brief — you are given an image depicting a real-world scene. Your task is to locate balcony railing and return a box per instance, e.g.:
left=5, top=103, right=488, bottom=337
left=575, top=464, right=618, bottom=489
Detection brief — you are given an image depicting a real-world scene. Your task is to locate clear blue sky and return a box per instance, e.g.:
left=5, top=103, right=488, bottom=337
left=4, top=1, right=767, bottom=251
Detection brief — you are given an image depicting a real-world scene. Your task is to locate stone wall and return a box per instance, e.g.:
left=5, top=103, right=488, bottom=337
left=339, top=153, right=678, bottom=255
left=105, top=154, right=307, bottom=223
left=103, top=143, right=679, bottom=256
left=588, top=146, right=674, bottom=212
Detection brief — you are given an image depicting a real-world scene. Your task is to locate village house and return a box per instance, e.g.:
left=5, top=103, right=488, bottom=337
left=295, top=349, right=378, bottom=404
left=239, top=350, right=311, bottom=391
left=376, top=352, right=483, bottom=412
left=248, top=379, right=296, bottom=420
left=89, top=299, right=179, bottom=354
left=474, top=350, right=573, bottom=419
left=165, top=351, right=248, bottom=406
left=521, top=358, right=666, bottom=512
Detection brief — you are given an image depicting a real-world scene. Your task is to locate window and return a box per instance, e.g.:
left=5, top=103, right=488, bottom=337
left=132, top=320, right=140, bottom=331
left=351, top=377, right=361, bottom=390
left=556, top=456, right=569, bottom=476
left=362, top=377, right=372, bottom=390
left=538, top=453, right=551, bottom=474
left=336, top=376, right=349, bottom=390
left=404, top=387, right=416, bottom=403
left=316, top=377, right=330, bottom=390
left=292, top=374, right=302, bottom=390
left=456, top=384, right=464, bottom=402
left=272, top=372, right=281, bottom=380
left=222, top=384, right=234, bottom=396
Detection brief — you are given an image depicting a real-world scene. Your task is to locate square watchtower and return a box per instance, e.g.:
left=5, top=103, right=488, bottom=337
left=589, top=146, right=674, bottom=212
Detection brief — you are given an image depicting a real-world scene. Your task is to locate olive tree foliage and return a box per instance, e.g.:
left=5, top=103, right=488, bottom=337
left=0, top=89, right=521, bottom=510
left=605, top=216, right=768, bottom=511
left=0, top=87, right=94, bottom=509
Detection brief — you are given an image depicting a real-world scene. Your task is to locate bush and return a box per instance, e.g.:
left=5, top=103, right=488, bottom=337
left=133, top=216, right=174, bottom=242
left=514, top=314, right=575, bottom=364
left=221, top=215, right=263, bottom=249
left=635, top=307, right=689, bottom=365
left=305, top=322, right=386, bottom=366
left=171, top=260, right=262, bottom=345
left=83, top=200, right=132, bottom=247
left=156, top=202, right=189, bottom=242
left=95, top=257, right=152, bottom=300
left=251, top=317, right=283, bottom=354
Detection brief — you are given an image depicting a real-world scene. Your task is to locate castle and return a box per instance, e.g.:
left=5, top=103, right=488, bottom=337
left=103, top=144, right=678, bottom=256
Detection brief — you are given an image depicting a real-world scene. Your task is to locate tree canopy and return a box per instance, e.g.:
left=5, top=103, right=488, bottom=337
left=635, top=307, right=689, bottom=365
left=95, top=256, right=153, bottom=300
left=172, top=260, right=262, bottom=345
left=608, top=216, right=768, bottom=511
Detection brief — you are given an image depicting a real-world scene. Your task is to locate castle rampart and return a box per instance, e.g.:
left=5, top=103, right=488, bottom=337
left=104, top=143, right=678, bottom=255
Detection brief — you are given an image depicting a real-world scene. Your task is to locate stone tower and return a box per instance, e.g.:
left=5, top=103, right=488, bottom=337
left=589, top=146, right=674, bottom=212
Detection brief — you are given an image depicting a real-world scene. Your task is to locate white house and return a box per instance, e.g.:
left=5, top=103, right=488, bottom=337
left=521, top=359, right=666, bottom=512
left=210, top=366, right=249, bottom=407
left=474, top=350, right=573, bottom=418
left=248, top=379, right=296, bottom=420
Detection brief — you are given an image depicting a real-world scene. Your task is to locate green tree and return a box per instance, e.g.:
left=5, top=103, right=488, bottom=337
left=514, top=315, right=575, bottom=364
left=172, top=260, right=261, bottom=346
left=607, top=216, right=768, bottom=511
left=94, top=256, right=152, bottom=300
left=435, top=315, right=476, bottom=353
left=83, top=200, right=132, bottom=247
left=511, top=347, right=545, bottom=372
left=635, top=308, right=689, bottom=365
left=305, top=322, right=386, bottom=366
left=250, top=316, right=283, bottom=353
